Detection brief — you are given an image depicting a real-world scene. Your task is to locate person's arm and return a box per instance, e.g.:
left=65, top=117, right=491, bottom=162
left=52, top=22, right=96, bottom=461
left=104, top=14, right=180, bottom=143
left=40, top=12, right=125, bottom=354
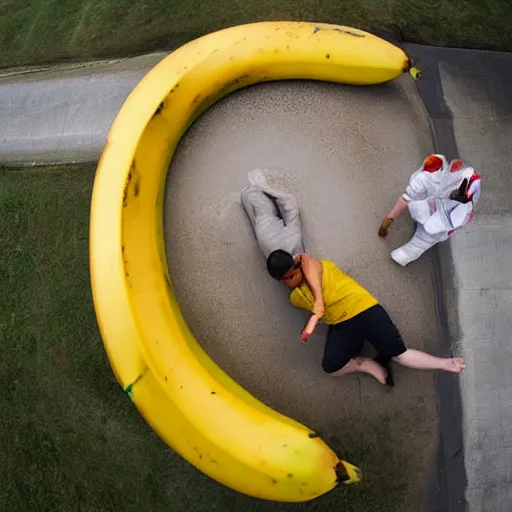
left=289, top=253, right=325, bottom=344
left=378, top=197, right=409, bottom=237
left=299, top=315, right=320, bottom=343
left=297, top=253, right=325, bottom=318
left=378, top=171, right=429, bottom=238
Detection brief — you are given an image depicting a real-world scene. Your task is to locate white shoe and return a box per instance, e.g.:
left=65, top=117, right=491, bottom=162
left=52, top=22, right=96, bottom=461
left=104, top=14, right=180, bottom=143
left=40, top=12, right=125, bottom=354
left=391, top=247, right=411, bottom=267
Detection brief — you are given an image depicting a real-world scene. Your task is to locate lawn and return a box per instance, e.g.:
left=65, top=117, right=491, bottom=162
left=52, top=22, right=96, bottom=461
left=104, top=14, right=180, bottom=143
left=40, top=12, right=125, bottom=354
left=0, top=164, right=416, bottom=511
left=0, top=0, right=511, bottom=69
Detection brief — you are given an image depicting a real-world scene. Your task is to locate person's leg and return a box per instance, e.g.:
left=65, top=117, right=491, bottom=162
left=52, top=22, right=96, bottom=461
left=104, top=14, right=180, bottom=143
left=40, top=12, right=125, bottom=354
left=373, top=354, right=395, bottom=387
left=393, top=350, right=466, bottom=373
left=328, top=356, right=388, bottom=383
left=241, top=185, right=278, bottom=222
left=243, top=179, right=305, bottom=255
left=273, top=191, right=305, bottom=255
left=322, top=319, right=387, bottom=384
left=391, top=224, right=447, bottom=267
left=360, top=304, right=403, bottom=384
left=241, top=185, right=286, bottom=258
left=364, top=304, right=466, bottom=375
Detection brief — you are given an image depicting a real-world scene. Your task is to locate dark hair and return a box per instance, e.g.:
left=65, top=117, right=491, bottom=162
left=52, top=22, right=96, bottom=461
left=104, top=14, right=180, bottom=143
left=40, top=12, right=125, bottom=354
left=266, top=250, right=294, bottom=280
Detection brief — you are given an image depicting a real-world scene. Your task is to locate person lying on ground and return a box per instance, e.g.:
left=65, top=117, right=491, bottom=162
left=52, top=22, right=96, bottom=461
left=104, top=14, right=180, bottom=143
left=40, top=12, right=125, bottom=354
left=378, top=154, right=482, bottom=267
left=266, top=249, right=466, bottom=386
left=241, top=169, right=305, bottom=259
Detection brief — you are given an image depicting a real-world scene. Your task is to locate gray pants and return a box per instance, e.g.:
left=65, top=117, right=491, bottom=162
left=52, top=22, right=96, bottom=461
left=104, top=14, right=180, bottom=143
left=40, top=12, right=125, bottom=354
left=241, top=183, right=305, bottom=259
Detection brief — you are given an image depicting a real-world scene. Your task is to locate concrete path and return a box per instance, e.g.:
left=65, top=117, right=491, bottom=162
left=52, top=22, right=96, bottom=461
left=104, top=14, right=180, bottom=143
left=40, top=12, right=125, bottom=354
left=0, top=53, right=165, bottom=165
left=405, top=44, right=512, bottom=512
left=1, top=42, right=511, bottom=512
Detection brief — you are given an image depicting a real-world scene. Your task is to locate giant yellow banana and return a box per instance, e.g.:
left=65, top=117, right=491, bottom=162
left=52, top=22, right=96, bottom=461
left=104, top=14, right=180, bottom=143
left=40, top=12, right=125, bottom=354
left=90, top=21, right=413, bottom=502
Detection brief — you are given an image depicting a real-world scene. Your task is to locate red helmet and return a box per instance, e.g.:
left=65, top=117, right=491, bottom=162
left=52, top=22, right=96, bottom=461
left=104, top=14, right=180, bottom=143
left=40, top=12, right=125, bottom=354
left=422, top=154, right=444, bottom=173
left=449, top=159, right=465, bottom=173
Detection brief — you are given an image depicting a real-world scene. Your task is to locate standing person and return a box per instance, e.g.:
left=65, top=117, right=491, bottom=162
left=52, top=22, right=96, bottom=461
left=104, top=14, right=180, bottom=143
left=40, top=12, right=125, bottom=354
left=265, top=249, right=466, bottom=386
left=378, top=154, right=482, bottom=267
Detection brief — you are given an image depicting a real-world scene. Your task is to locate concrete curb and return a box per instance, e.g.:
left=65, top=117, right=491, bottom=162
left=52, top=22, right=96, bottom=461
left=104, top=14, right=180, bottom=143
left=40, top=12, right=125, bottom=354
left=404, top=42, right=468, bottom=512
left=0, top=52, right=168, bottom=167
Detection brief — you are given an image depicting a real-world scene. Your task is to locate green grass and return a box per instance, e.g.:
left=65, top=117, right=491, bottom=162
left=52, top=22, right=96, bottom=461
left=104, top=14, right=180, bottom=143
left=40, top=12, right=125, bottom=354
left=0, top=164, right=415, bottom=511
left=0, top=0, right=511, bottom=69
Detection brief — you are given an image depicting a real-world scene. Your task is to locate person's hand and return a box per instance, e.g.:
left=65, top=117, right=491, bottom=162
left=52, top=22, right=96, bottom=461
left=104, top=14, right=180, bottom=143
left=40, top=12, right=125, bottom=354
left=449, top=178, right=471, bottom=203
left=300, top=315, right=319, bottom=343
left=378, top=217, right=394, bottom=237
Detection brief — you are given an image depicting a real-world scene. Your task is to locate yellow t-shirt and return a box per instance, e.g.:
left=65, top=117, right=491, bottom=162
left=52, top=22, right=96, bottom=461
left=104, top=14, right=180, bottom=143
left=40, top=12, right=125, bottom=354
left=289, top=260, right=378, bottom=324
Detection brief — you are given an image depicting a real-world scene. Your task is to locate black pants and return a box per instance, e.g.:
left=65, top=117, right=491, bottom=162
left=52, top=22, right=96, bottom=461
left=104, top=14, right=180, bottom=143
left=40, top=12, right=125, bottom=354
left=322, top=304, right=407, bottom=374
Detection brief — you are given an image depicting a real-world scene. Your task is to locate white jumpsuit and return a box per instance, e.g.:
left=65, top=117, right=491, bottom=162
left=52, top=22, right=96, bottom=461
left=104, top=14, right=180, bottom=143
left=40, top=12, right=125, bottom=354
left=391, top=155, right=482, bottom=267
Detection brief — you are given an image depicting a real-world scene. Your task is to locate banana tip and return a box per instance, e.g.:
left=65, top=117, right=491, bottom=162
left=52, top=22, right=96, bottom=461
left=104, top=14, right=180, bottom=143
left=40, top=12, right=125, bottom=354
left=404, top=58, right=423, bottom=80
left=409, top=66, right=423, bottom=80
left=336, top=461, right=362, bottom=485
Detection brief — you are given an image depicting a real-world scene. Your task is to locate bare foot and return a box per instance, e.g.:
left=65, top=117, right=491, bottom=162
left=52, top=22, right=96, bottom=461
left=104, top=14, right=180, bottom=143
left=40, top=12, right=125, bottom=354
left=359, top=359, right=387, bottom=384
left=444, top=357, right=466, bottom=374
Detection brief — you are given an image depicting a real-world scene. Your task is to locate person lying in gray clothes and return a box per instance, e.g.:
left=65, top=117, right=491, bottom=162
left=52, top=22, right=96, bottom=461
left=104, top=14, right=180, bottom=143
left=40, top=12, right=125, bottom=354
left=241, top=172, right=304, bottom=259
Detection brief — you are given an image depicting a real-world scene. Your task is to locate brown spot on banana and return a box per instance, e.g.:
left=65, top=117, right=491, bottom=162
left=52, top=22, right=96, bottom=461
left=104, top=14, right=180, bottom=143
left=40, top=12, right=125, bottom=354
left=122, top=161, right=136, bottom=207
left=333, top=27, right=365, bottom=37
left=133, top=176, right=140, bottom=197
left=219, top=73, right=250, bottom=94
left=314, top=26, right=365, bottom=37
left=152, top=101, right=164, bottom=118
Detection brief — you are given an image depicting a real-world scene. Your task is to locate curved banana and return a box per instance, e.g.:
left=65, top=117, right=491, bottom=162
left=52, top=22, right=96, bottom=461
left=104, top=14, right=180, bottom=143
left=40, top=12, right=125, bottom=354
left=90, top=21, right=412, bottom=501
